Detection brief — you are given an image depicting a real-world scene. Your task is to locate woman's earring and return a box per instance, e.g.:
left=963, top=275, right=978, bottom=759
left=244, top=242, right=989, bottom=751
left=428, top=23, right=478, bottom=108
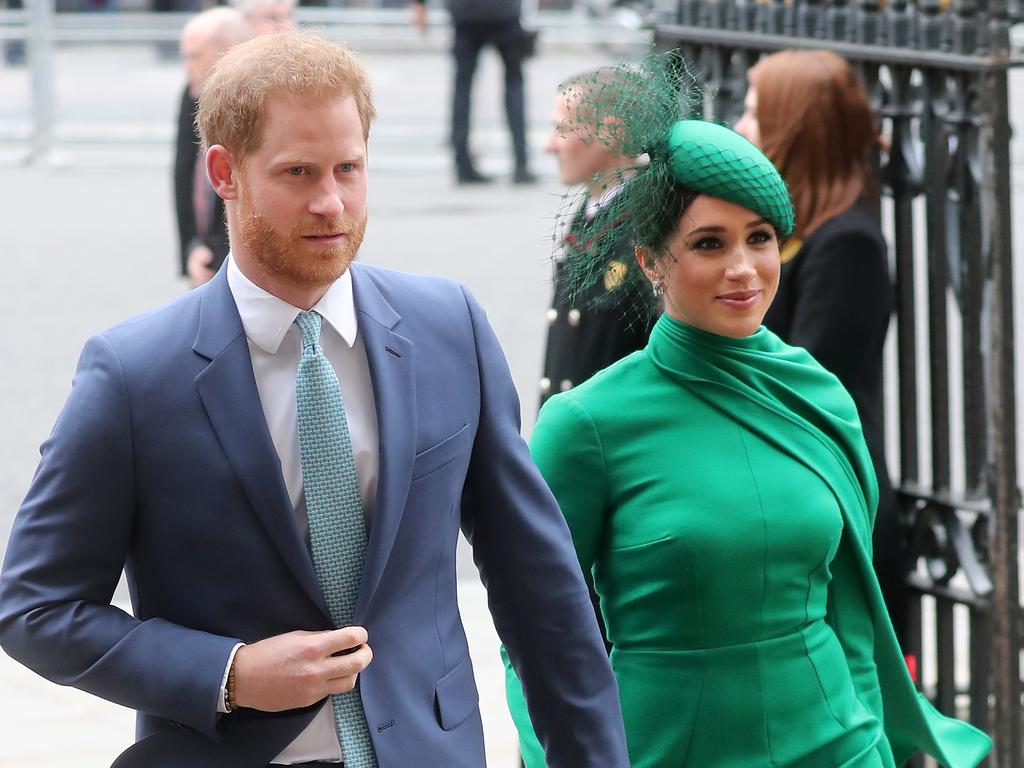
left=651, top=279, right=664, bottom=298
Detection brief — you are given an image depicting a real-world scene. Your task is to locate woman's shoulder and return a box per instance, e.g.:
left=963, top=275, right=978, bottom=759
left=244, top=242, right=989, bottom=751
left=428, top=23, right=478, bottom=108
left=540, top=350, right=652, bottom=420
left=803, top=198, right=885, bottom=251
left=791, top=200, right=889, bottom=282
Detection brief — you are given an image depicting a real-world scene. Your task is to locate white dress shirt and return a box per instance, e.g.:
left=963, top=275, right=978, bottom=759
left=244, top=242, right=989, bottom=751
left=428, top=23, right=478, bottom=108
left=224, top=254, right=380, bottom=764
left=583, top=182, right=625, bottom=221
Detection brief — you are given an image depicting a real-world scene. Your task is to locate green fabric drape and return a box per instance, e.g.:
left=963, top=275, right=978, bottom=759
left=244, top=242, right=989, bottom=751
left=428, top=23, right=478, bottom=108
left=503, top=315, right=990, bottom=768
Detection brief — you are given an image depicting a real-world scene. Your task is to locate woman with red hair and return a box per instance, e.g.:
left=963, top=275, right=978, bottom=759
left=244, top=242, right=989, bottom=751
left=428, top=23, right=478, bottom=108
left=736, top=50, right=907, bottom=650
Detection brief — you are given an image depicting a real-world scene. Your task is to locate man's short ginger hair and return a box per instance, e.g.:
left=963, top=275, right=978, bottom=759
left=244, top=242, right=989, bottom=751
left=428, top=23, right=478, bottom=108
left=196, top=31, right=376, bottom=161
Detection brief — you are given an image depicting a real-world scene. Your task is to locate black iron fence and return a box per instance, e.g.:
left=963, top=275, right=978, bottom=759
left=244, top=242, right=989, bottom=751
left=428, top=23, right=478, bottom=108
left=652, top=0, right=1022, bottom=763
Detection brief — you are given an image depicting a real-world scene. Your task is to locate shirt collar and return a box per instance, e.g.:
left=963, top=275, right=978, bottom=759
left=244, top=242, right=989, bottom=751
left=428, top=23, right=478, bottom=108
left=584, top=182, right=625, bottom=220
left=226, top=253, right=358, bottom=354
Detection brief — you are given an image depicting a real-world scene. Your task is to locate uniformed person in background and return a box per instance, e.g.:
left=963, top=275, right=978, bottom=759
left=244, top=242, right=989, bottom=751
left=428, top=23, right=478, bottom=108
left=538, top=76, right=652, bottom=410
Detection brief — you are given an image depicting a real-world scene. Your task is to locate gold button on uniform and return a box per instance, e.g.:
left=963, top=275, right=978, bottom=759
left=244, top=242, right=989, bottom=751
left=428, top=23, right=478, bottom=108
left=567, top=309, right=581, bottom=327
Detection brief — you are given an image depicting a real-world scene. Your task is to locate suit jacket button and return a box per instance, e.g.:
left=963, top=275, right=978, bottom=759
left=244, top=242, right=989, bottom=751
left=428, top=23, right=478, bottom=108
left=546, top=308, right=558, bottom=324
left=567, top=309, right=581, bottom=327
left=559, top=379, right=573, bottom=392
left=539, top=377, right=552, bottom=394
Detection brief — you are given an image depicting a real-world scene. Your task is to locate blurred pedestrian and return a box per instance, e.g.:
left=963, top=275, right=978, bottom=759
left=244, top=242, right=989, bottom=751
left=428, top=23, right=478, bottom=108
left=236, top=0, right=297, bottom=35
left=153, top=0, right=203, bottom=61
left=0, top=30, right=628, bottom=768
left=174, top=6, right=249, bottom=287
left=153, top=0, right=201, bottom=11
left=3, top=0, right=26, bottom=66
left=409, top=0, right=537, bottom=185
left=538, top=72, right=651, bottom=410
left=735, top=49, right=908, bottom=651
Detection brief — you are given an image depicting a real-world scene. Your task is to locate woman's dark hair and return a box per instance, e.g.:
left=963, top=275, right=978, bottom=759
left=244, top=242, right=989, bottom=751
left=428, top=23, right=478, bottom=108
left=639, top=184, right=701, bottom=260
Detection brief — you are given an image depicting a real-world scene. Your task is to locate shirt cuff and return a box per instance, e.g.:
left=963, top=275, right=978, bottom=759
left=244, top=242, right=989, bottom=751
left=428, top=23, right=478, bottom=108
left=217, top=642, right=245, bottom=714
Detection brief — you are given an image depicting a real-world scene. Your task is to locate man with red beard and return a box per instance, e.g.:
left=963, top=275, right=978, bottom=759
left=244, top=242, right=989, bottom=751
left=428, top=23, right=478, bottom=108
left=0, top=32, right=627, bottom=768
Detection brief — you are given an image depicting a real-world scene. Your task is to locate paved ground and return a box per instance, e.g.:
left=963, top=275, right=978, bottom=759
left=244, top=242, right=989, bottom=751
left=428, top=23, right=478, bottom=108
left=0, top=35, right=651, bottom=767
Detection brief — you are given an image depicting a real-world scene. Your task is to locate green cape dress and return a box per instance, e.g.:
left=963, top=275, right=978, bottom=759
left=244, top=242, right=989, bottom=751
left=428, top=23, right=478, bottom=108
left=503, top=314, right=990, bottom=768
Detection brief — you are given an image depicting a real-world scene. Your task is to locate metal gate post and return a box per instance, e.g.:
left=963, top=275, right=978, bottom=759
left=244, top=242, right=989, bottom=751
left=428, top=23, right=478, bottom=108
left=984, top=50, right=1022, bottom=768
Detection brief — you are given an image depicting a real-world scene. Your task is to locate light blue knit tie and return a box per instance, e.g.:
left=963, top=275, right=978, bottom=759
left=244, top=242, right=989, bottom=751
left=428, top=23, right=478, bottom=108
left=294, top=311, right=378, bottom=768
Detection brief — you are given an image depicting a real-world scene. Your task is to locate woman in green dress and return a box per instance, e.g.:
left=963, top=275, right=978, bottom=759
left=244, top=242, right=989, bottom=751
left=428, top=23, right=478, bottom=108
left=503, top=56, right=990, bottom=768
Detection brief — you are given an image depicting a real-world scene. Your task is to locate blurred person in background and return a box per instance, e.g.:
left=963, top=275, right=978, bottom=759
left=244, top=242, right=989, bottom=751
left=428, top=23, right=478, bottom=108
left=3, top=0, right=25, bottom=66
left=409, top=0, right=536, bottom=185
left=153, top=0, right=202, bottom=61
left=238, top=0, right=297, bottom=35
left=175, top=6, right=250, bottom=287
left=175, top=0, right=295, bottom=288
left=153, top=0, right=201, bottom=12
left=538, top=72, right=651, bottom=410
left=734, top=49, right=908, bottom=655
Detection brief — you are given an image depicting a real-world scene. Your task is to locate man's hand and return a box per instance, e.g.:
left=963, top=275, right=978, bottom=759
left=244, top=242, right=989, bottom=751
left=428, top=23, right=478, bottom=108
left=409, top=1, right=427, bottom=33
left=232, top=627, right=373, bottom=712
left=186, top=245, right=216, bottom=287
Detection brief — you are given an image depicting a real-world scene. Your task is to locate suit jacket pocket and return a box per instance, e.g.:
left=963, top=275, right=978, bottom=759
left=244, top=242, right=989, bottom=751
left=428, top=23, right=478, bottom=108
left=434, top=654, right=479, bottom=731
left=411, top=423, right=471, bottom=481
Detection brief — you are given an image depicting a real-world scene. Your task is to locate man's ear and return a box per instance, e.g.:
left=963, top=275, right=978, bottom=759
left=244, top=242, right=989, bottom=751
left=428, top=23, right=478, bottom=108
left=206, top=145, right=240, bottom=201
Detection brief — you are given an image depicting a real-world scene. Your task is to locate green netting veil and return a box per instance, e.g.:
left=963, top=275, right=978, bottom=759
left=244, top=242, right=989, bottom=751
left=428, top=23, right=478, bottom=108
left=551, top=51, right=795, bottom=319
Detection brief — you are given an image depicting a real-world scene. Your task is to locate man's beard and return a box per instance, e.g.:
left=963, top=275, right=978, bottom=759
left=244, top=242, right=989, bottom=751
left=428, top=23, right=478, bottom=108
left=237, top=187, right=367, bottom=288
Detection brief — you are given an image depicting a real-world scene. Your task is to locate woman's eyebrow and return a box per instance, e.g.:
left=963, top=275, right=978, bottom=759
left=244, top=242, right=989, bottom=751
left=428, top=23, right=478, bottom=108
left=685, top=225, right=725, bottom=236
left=686, top=218, right=770, bottom=237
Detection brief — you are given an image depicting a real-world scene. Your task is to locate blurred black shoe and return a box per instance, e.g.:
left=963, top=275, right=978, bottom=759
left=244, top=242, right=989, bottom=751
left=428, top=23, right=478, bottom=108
left=512, top=167, right=538, bottom=185
left=456, top=165, right=494, bottom=184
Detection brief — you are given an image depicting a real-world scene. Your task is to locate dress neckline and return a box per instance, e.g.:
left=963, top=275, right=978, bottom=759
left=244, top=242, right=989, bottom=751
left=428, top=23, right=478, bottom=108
left=647, top=313, right=773, bottom=366
left=643, top=310, right=876, bottom=541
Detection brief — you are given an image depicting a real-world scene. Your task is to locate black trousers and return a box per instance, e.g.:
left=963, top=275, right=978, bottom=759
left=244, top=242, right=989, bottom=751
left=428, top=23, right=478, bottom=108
left=451, top=18, right=528, bottom=170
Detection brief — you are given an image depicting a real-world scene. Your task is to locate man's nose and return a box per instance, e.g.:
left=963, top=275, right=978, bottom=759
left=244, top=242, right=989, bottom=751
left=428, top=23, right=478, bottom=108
left=309, top=180, right=344, bottom=218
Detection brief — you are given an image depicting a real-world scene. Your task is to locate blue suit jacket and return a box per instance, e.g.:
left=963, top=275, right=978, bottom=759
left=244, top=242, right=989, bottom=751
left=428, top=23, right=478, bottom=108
left=0, top=264, right=627, bottom=767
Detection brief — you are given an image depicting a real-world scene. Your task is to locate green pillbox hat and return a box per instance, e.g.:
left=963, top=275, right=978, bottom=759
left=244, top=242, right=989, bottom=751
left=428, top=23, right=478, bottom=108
left=667, top=119, right=795, bottom=239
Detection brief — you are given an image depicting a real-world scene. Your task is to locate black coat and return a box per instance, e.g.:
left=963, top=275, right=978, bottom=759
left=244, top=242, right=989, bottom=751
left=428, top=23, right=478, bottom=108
left=539, top=204, right=651, bottom=411
left=174, top=85, right=229, bottom=276
left=413, top=0, right=520, bottom=23
left=763, top=198, right=907, bottom=640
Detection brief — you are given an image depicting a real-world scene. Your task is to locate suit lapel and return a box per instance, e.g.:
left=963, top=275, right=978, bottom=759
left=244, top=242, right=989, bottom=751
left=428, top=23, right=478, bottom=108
left=350, top=265, right=416, bottom=623
left=192, top=270, right=330, bottom=620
